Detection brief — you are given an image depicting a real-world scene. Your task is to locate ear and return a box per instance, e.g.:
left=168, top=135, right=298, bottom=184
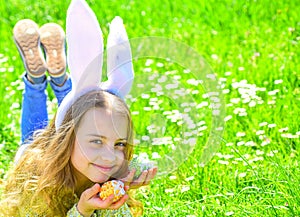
left=101, top=16, right=134, bottom=99
left=56, top=0, right=103, bottom=129
left=66, top=0, right=103, bottom=92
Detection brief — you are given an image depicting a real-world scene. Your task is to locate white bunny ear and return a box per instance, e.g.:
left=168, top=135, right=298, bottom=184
left=66, top=0, right=103, bottom=91
left=55, top=0, right=104, bottom=129
left=101, top=16, right=134, bottom=99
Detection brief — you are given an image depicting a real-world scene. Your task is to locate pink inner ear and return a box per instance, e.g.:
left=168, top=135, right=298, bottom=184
left=100, top=16, right=134, bottom=98
left=66, top=0, right=103, bottom=89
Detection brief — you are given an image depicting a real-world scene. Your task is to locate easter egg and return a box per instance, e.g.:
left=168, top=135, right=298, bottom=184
left=99, top=180, right=125, bottom=202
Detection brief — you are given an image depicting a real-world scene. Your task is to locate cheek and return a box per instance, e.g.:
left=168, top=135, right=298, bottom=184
left=70, top=149, right=79, bottom=169
left=74, top=140, right=98, bottom=161
left=71, top=144, right=83, bottom=167
left=71, top=141, right=92, bottom=169
left=111, top=151, right=127, bottom=179
left=116, top=150, right=125, bottom=163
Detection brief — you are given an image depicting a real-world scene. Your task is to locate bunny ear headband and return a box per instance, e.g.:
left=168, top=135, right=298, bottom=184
left=55, top=0, right=134, bottom=129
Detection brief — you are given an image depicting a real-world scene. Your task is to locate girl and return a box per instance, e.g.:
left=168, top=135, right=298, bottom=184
left=0, top=0, right=157, bottom=216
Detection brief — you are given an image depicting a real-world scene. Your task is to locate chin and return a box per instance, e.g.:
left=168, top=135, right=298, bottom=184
left=90, top=175, right=110, bottom=184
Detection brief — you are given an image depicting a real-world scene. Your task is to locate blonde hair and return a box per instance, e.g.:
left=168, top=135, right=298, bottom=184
left=0, top=90, right=136, bottom=216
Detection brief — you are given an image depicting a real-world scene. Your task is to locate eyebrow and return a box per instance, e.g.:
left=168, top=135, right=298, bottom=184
left=87, top=134, right=106, bottom=138
left=86, top=134, right=127, bottom=140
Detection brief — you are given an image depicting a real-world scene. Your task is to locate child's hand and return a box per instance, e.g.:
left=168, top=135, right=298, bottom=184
left=77, top=183, right=129, bottom=217
left=122, top=167, right=158, bottom=189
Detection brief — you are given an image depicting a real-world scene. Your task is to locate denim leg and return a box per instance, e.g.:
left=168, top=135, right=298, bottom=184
left=49, top=76, right=72, bottom=106
left=21, top=74, right=48, bottom=143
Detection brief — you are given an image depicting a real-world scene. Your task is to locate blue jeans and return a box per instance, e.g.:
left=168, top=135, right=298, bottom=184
left=21, top=74, right=72, bottom=143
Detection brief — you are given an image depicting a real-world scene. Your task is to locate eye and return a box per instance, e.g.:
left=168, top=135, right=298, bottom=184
left=115, top=142, right=127, bottom=148
left=90, top=139, right=103, bottom=145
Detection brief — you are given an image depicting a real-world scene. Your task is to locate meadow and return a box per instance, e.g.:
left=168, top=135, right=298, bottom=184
left=0, top=0, right=299, bottom=216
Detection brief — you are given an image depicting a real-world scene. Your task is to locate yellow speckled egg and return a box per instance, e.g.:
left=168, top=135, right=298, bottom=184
left=99, top=180, right=125, bottom=202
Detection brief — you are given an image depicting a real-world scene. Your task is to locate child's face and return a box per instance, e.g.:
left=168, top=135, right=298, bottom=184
left=71, top=107, right=128, bottom=184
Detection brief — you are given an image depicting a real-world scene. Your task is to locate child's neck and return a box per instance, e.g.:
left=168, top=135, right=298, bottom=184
left=75, top=180, right=94, bottom=196
left=73, top=168, right=94, bottom=196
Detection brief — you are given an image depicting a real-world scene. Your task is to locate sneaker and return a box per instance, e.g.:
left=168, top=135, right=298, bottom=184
left=39, top=23, right=66, bottom=78
left=13, top=19, right=47, bottom=78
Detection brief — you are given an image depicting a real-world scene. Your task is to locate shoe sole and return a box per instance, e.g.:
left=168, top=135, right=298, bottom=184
left=39, top=23, right=66, bottom=77
left=13, top=19, right=47, bottom=77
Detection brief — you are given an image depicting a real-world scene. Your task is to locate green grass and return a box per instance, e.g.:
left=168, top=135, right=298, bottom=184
left=0, top=0, right=299, bottom=216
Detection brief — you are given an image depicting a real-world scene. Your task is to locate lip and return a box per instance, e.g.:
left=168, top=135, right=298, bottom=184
left=92, top=163, right=114, bottom=173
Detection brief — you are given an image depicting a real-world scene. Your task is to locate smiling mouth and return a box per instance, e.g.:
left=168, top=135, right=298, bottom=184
left=92, top=164, right=114, bottom=173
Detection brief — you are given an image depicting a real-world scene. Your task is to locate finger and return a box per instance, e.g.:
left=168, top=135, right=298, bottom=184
left=98, top=194, right=115, bottom=208
left=143, top=169, right=153, bottom=185
left=135, top=170, right=148, bottom=184
left=144, top=167, right=158, bottom=185
left=124, top=185, right=130, bottom=192
left=109, top=194, right=129, bottom=210
left=130, top=170, right=148, bottom=188
left=121, top=169, right=135, bottom=186
left=81, top=183, right=101, bottom=201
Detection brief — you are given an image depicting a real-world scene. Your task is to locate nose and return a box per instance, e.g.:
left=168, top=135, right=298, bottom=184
left=99, top=145, right=116, bottom=162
